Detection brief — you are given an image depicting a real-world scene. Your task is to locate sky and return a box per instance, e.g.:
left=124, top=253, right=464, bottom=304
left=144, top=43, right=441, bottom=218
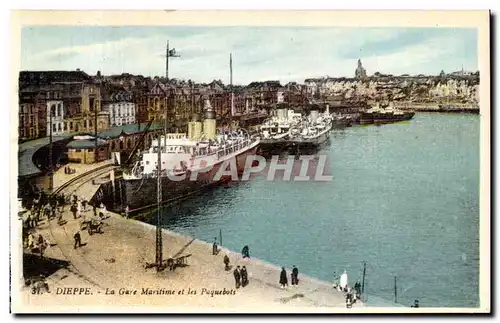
left=20, top=26, right=478, bottom=85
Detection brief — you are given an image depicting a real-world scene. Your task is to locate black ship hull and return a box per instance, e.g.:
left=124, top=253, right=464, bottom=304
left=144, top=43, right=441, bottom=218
left=361, top=111, right=415, bottom=125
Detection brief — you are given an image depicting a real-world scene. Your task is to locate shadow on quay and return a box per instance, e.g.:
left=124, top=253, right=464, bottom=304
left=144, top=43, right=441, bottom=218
left=23, top=252, right=70, bottom=281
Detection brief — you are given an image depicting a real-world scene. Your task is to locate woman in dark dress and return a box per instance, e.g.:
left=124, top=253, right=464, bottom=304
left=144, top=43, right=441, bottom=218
left=279, top=267, right=288, bottom=288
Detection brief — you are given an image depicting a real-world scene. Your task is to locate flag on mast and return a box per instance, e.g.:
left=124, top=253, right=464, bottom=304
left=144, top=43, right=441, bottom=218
left=168, top=48, right=180, bottom=57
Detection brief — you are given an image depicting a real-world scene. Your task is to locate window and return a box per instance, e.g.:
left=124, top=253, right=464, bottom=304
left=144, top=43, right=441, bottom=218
left=119, top=141, right=124, bottom=150
left=52, top=124, right=56, bottom=132
left=51, top=104, right=56, bottom=117
left=88, top=148, right=93, bottom=152
left=127, top=139, right=132, bottom=148
left=100, top=147, right=104, bottom=152
left=58, top=123, right=62, bottom=131
left=111, top=141, right=115, bottom=149
left=76, top=149, right=81, bottom=152
left=89, top=98, right=95, bottom=112
left=70, top=122, right=73, bottom=130
left=89, top=120, right=93, bottom=128
left=75, top=124, right=79, bottom=132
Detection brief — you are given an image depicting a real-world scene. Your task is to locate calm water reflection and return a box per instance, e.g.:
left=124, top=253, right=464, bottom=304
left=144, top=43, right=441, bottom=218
left=143, top=113, right=479, bottom=307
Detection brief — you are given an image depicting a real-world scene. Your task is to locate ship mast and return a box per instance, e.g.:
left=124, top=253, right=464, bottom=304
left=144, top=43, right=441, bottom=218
left=230, top=53, right=235, bottom=118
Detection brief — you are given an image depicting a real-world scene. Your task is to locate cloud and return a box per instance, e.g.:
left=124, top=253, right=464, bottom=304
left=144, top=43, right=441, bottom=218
left=21, top=27, right=478, bottom=84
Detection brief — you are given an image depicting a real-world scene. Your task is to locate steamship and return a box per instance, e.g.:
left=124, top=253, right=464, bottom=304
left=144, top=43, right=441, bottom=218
left=120, top=99, right=260, bottom=212
left=288, top=109, right=333, bottom=147
left=360, top=102, right=415, bottom=125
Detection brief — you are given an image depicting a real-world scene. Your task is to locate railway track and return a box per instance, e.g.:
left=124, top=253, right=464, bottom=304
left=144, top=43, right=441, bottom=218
left=41, top=163, right=119, bottom=289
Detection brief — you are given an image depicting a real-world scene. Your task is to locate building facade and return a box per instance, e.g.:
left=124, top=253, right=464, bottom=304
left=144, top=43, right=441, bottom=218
left=103, top=91, right=136, bottom=127
left=46, top=100, right=65, bottom=136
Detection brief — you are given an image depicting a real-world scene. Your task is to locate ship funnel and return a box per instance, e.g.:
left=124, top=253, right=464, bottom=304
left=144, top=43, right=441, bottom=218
left=188, top=113, right=203, bottom=140
left=276, top=107, right=287, bottom=120
left=203, top=98, right=217, bottom=140
left=310, top=109, right=319, bottom=123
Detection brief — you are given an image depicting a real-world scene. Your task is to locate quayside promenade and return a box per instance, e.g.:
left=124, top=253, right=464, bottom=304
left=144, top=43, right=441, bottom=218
left=16, top=164, right=363, bottom=313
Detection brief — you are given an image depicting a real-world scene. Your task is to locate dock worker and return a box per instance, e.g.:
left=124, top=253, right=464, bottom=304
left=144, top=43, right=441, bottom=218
left=291, top=265, right=299, bottom=287
left=73, top=230, right=82, bottom=249
left=242, top=245, right=250, bottom=259
left=233, top=266, right=241, bottom=289
left=241, top=266, right=249, bottom=287
left=124, top=205, right=130, bottom=219
left=212, top=237, right=218, bottom=255
left=279, top=267, right=288, bottom=289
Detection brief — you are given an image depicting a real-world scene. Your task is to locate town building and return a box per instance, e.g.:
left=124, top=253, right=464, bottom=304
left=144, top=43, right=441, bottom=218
left=46, top=100, right=65, bottom=136
left=66, top=136, right=109, bottom=164
left=18, top=70, right=110, bottom=140
left=102, top=88, right=136, bottom=127
left=97, top=122, right=164, bottom=157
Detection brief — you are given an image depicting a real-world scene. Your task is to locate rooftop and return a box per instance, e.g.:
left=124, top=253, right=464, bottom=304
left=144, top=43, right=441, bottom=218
left=66, top=138, right=108, bottom=149
left=97, top=121, right=164, bottom=139
left=18, top=135, right=72, bottom=178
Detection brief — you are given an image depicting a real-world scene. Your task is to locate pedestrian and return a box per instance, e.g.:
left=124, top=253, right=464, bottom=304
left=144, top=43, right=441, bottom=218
left=27, top=233, right=35, bottom=250
left=58, top=194, right=65, bottom=212
left=233, top=266, right=241, bottom=289
left=93, top=204, right=97, bottom=217
left=223, top=254, right=230, bottom=271
left=76, top=199, right=81, bottom=218
left=242, top=245, right=250, bottom=259
left=73, top=230, right=82, bottom=249
left=70, top=203, right=78, bottom=219
left=279, top=267, right=288, bottom=289
left=82, top=199, right=87, bottom=212
left=73, top=195, right=77, bottom=204
left=346, top=292, right=353, bottom=308
left=241, top=266, right=249, bottom=287
left=38, top=234, right=45, bottom=257
left=99, top=203, right=107, bottom=219
left=212, top=237, right=218, bottom=255
left=411, top=300, right=419, bottom=308
left=354, top=281, right=361, bottom=299
left=124, top=205, right=129, bottom=219
left=291, top=265, right=299, bottom=287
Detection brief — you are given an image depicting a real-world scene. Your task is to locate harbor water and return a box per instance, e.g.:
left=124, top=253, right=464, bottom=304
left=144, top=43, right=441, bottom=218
left=143, top=113, right=480, bottom=308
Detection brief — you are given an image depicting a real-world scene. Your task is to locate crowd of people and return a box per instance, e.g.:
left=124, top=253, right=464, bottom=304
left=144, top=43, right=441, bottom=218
left=21, top=190, right=111, bottom=255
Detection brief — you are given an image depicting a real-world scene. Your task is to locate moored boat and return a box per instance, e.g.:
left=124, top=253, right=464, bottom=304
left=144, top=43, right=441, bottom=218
left=120, top=100, right=260, bottom=212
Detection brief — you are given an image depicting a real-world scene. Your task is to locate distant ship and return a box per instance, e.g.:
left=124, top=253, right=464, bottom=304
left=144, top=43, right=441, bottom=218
left=360, top=102, right=415, bottom=125
left=288, top=110, right=333, bottom=147
left=120, top=99, right=260, bottom=212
